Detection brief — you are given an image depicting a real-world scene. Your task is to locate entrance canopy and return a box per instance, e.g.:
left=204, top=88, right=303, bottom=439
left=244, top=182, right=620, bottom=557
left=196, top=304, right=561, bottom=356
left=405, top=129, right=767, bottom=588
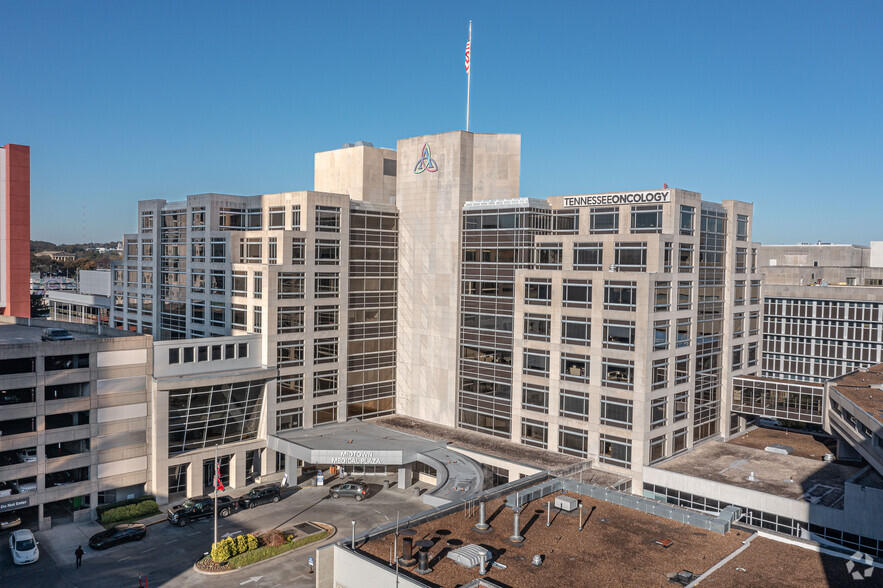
left=267, top=419, right=443, bottom=466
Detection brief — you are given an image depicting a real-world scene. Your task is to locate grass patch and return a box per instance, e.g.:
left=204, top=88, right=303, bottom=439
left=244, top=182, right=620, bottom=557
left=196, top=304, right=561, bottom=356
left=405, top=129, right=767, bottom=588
left=226, top=531, right=328, bottom=569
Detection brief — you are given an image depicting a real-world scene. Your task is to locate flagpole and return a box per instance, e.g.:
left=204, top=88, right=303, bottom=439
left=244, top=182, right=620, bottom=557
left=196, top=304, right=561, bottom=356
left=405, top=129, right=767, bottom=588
left=466, top=20, right=472, bottom=132
left=213, top=445, right=218, bottom=550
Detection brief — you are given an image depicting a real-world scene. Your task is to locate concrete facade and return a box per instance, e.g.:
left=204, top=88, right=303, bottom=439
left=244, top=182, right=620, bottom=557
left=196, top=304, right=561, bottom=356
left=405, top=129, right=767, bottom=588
left=0, top=318, right=151, bottom=528
left=0, top=143, right=31, bottom=318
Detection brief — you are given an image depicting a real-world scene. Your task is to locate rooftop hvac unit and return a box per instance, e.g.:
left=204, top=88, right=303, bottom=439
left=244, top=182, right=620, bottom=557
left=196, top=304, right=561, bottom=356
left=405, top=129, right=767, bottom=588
left=555, top=495, right=579, bottom=512
left=447, top=544, right=492, bottom=568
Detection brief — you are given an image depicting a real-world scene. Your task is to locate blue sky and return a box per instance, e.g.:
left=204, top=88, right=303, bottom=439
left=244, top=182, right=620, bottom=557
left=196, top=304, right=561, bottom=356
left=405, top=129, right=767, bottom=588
left=2, top=1, right=881, bottom=245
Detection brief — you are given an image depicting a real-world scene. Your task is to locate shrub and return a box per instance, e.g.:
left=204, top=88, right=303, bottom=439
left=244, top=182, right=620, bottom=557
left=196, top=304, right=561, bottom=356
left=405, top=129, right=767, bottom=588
left=262, top=529, right=287, bottom=547
left=235, top=535, right=248, bottom=555
left=211, top=539, right=232, bottom=563
left=246, top=534, right=259, bottom=551
left=100, top=500, right=160, bottom=525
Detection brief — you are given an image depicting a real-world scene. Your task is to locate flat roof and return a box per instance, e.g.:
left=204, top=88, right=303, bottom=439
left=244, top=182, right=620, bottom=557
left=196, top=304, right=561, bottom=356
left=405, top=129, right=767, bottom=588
left=657, top=438, right=862, bottom=507
left=0, top=323, right=127, bottom=345
left=356, top=490, right=749, bottom=587
left=270, top=419, right=441, bottom=456
left=370, top=415, right=581, bottom=473
left=830, top=363, right=883, bottom=421
left=726, top=428, right=837, bottom=461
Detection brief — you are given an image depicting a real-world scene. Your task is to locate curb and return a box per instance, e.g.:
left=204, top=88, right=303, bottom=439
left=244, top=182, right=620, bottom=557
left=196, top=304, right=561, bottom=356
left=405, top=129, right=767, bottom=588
left=192, top=522, right=337, bottom=575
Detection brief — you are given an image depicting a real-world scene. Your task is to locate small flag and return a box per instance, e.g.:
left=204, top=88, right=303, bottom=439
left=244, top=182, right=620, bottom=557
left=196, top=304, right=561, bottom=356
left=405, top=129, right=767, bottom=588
left=663, top=183, right=668, bottom=189
left=465, top=34, right=471, bottom=73
left=214, top=460, right=225, bottom=491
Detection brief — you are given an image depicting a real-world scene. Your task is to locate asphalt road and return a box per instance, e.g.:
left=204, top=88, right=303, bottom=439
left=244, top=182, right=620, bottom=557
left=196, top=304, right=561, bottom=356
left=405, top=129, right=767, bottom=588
left=0, top=479, right=430, bottom=588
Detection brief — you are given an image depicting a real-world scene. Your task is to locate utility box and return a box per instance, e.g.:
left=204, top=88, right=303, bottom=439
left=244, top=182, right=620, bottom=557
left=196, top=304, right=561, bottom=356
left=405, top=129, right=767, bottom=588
left=555, top=495, right=579, bottom=512
left=448, top=544, right=492, bottom=568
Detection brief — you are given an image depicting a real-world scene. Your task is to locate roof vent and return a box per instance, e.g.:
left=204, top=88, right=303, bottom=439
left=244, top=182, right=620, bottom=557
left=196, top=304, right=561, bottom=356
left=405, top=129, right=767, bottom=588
left=532, top=554, right=543, bottom=566
left=354, top=141, right=374, bottom=147
left=747, top=471, right=758, bottom=482
left=671, top=570, right=695, bottom=585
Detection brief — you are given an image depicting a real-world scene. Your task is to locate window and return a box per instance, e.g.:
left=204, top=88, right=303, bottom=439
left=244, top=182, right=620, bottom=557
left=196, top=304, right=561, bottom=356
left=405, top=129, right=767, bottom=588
left=315, top=205, right=341, bottom=232
left=291, top=205, right=301, bottom=230
left=573, top=242, right=602, bottom=270
left=191, top=270, right=205, bottom=293
left=614, top=242, right=647, bottom=271
left=749, top=311, right=759, bottom=334
left=232, top=271, right=247, bottom=294
left=664, top=242, right=673, bottom=272
left=314, top=338, right=339, bottom=364
left=559, top=426, right=588, bottom=458
left=679, top=244, right=693, bottom=272
left=599, top=434, right=632, bottom=468
left=268, top=238, right=277, bottom=264
left=677, top=281, right=692, bottom=310
left=600, top=396, right=633, bottom=429
left=521, top=418, right=548, bottom=449
left=141, top=211, right=154, bottom=230
left=559, top=390, right=589, bottom=421
left=650, top=436, right=667, bottom=464
left=735, top=248, right=747, bottom=272
left=652, top=359, right=668, bottom=391
left=45, top=354, right=90, bottom=371
left=536, top=244, right=562, bottom=268
left=524, top=279, right=552, bottom=305
left=523, top=350, right=550, bottom=376
left=141, top=243, right=153, bottom=260
left=748, top=342, right=758, bottom=367
left=231, top=304, right=247, bottom=328
left=278, top=273, right=305, bottom=298
left=277, top=342, right=304, bottom=367
left=315, top=240, right=340, bottom=265
left=383, top=158, right=397, bottom=176
left=313, top=371, right=338, bottom=396
left=210, top=270, right=225, bottom=294
left=191, top=300, right=205, bottom=324
left=522, top=384, right=549, bottom=414
left=246, top=208, right=262, bottom=229
left=654, top=281, right=671, bottom=311
left=734, top=280, right=746, bottom=305
left=191, top=238, right=205, bottom=262
left=253, top=272, right=263, bottom=299
left=733, top=312, right=745, bottom=338
left=563, top=280, right=591, bottom=307
left=750, top=280, right=761, bottom=304
left=219, top=207, right=244, bottom=229
left=240, top=238, right=262, bottom=262
left=315, top=306, right=339, bottom=331
left=252, top=306, right=262, bottom=333
left=675, top=356, right=690, bottom=385
left=602, top=359, right=634, bottom=389
left=313, top=402, right=338, bottom=425
left=737, top=214, right=749, bottom=241
left=561, top=354, right=590, bottom=383
left=651, top=397, right=667, bottom=428
left=210, top=239, right=226, bottom=262
left=523, top=314, right=550, bottom=341
left=276, top=408, right=303, bottom=432
left=291, top=238, right=305, bottom=263
left=650, top=321, right=669, bottom=352
left=277, top=307, right=304, bottom=332
left=315, top=273, right=340, bottom=297
left=590, top=207, right=619, bottom=233
left=673, top=428, right=688, bottom=453
left=630, top=205, right=663, bottom=233
left=680, top=205, right=695, bottom=235
left=268, top=206, right=285, bottom=229
left=603, top=321, right=635, bottom=350
left=732, top=345, right=743, bottom=369
left=562, top=316, right=591, bottom=345
left=604, top=282, right=637, bottom=310
left=277, top=376, right=304, bottom=402
left=142, top=294, right=153, bottom=315
left=674, top=392, right=689, bottom=421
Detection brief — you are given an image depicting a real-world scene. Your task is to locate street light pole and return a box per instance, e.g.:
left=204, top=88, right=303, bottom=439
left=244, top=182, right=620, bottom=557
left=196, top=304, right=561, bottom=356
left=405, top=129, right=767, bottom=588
left=351, top=520, right=356, bottom=550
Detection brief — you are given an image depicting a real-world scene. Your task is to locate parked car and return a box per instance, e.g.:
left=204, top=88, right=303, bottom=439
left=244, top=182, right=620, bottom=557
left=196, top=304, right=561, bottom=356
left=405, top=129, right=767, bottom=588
left=88, top=523, right=146, bottom=550
left=16, top=449, right=37, bottom=463
left=41, top=328, right=73, bottom=341
left=9, top=529, right=39, bottom=564
left=0, top=390, right=22, bottom=405
left=46, top=471, right=75, bottom=487
left=237, top=484, right=281, bottom=510
left=329, top=482, right=369, bottom=501
left=167, top=495, right=236, bottom=526
left=0, top=513, right=22, bottom=531
left=12, top=480, right=37, bottom=494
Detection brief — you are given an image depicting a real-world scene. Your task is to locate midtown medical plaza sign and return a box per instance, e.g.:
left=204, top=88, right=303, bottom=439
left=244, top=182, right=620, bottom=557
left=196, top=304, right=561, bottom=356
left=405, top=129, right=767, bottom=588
left=562, top=190, right=671, bottom=207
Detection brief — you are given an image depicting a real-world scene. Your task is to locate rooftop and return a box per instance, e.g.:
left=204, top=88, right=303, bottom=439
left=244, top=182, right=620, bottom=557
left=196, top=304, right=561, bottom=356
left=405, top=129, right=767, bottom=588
left=657, top=436, right=863, bottom=507
left=0, top=322, right=135, bottom=346
left=830, top=363, right=883, bottom=422
left=370, top=415, right=583, bottom=473
left=726, top=427, right=837, bottom=461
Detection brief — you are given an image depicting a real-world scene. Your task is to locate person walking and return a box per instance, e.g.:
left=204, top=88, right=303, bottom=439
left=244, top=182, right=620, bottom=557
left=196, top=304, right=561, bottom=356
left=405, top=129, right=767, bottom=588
left=75, top=545, right=84, bottom=568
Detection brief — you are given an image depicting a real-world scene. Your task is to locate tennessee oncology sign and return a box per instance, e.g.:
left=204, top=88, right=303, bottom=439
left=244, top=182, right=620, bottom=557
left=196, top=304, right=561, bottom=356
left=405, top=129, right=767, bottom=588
left=562, top=190, right=671, bottom=207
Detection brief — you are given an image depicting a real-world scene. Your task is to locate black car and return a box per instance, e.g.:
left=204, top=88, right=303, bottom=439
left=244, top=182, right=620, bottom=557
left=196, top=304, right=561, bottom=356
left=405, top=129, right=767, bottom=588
left=167, top=495, right=236, bottom=526
left=88, top=524, right=146, bottom=550
left=237, top=484, right=281, bottom=510
left=329, top=482, right=369, bottom=501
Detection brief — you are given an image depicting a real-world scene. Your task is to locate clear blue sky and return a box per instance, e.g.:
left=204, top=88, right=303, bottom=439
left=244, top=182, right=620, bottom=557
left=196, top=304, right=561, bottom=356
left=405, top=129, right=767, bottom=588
left=3, top=1, right=881, bottom=245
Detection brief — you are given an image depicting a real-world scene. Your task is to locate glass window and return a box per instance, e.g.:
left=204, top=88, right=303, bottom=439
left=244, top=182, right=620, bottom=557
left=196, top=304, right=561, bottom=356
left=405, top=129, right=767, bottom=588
left=524, top=279, right=552, bottom=305
left=677, top=281, right=692, bottom=310
left=603, top=321, right=635, bottom=349
left=268, top=206, right=285, bottom=229
left=573, top=242, right=603, bottom=270
left=521, top=418, right=548, bottom=449
left=630, top=205, right=663, bottom=233
left=590, top=207, right=619, bottom=233
left=210, top=239, right=226, bottom=262
left=232, top=271, right=247, bottom=294
left=599, top=434, right=632, bottom=468
left=600, top=396, right=633, bottom=429
left=276, top=408, right=303, bottom=432
left=559, top=427, right=588, bottom=458
left=278, top=273, right=305, bottom=298
left=316, top=239, right=340, bottom=265
left=737, top=214, right=749, bottom=241
left=313, top=371, right=338, bottom=396
left=649, top=435, right=667, bottom=463
left=522, top=384, right=549, bottom=414
left=291, top=205, right=301, bottom=230
left=562, top=316, right=591, bottom=345
left=654, top=320, right=669, bottom=350
left=679, top=244, right=693, bottom=272
left=602, top=360, right=634, bottom=389
left=561, top=354, right=590, bottom=383
left=277, top=342, right=304, bottom=366
left=523, top=314, right=550, bottom=341
left=654, top=281, right=671, bottom=311
left=604, top=282, right=637, bottom=310
left=651, top=397, right=667, bottom=428
left=536, top=244, right=562, bottom=268
left=314, top=338, right=339, bottom=364
left=313, top=402, right=338, bottom=425
left=315, top=306, right=339, bottom=331
left=675, top=356, right=690, bottom=385
left=652, top=360, right=668, bottom=391
left=680, top=205, right=695, bottom=235
left=614, top=242, right=647, bottom=271
left=291, top=238, right=305, bottom=263
left=559, top=390, right=589, bottom=421
left=315, top=273, right=340, bottom=297
left=277, top=376, right=304, bottom=402
left=315, top=205, right=341, bottom=232
left=277, top=307, right=304, bottom=333
left=563, top=280, right=591, bottom=307
left=674, top=392, right=689, bottom=421
left=523, top=350, right=550, bottom=376
left=191, top=207, right=205, bottom=229
left=673, top=428, right=688, bottom=453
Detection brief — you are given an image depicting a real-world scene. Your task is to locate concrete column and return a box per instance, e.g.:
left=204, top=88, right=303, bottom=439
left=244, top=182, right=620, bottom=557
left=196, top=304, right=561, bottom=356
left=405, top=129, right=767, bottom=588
left=398, top=465, right=412, bottom=489
left=231, top=450, right=247, bottom=489
left=285, top=455, right=298, bottom=486
left=186, top=458, right=203, bottom=497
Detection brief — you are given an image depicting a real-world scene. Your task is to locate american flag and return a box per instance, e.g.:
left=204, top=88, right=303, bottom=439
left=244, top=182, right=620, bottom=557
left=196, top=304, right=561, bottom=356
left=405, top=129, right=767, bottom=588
left=465, top=34, right=471, bottom=73
left=214, top=459, right=225, bottom=491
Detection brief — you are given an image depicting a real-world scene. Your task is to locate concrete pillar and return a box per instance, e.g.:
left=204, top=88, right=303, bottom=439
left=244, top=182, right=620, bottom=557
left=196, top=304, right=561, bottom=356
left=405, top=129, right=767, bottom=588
left=398, top=465, right=412, bottom=489
left=186, top=458, right=203, bottom=497
left=231, top=450, right=247, bottom=489
left=285, top=455, right=298, bottom=486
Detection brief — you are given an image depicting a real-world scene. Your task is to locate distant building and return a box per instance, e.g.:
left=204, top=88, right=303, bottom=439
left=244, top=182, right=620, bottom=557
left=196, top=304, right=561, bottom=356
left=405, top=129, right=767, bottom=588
left=0, top=143, right=30, bottom=317
left=47, top=269, right=112, bottom=326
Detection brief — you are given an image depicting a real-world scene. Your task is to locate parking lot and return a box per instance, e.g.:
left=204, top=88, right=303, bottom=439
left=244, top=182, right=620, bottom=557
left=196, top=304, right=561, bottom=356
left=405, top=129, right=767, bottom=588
left=0, top=478, right=431, bottom=588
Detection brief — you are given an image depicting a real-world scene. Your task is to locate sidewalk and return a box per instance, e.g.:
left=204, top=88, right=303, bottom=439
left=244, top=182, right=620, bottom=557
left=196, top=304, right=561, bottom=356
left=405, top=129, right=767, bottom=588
left=35, top=517, right=105, bottom=568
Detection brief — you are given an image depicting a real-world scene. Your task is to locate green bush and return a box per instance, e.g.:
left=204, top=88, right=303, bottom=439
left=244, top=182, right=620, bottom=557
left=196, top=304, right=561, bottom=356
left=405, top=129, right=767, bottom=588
left=235, top=535, right=247, bottom=555
left=246, top=534, right=259, bottom=551
left=100, top=500, right=160, bottom=525
left=96, top=495, right=157, bottom=518
left=210, top=534, right=261, bottom=563
left=211, top=539, right=233, bottom=563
